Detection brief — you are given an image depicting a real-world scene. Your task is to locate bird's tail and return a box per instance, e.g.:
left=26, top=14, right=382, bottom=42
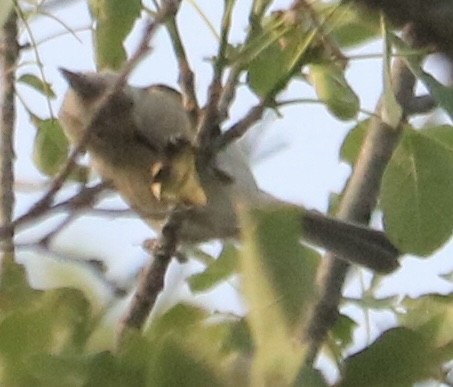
left=301, top=210, right=400, bottom=273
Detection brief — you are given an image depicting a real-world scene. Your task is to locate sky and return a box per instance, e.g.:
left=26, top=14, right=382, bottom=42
left=11, top=0, right=453, bottom=362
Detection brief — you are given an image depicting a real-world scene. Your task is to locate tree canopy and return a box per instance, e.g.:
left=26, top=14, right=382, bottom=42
left=1, top=0, right=453, bottom=385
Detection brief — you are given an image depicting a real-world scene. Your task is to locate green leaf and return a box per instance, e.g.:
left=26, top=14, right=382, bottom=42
left=422, top=124, right=453, bottom=150
left=329, top=5, right=379, bottom=48
left=116, top=329, right=153, bottom=374
left=401, top=293, right=453, bottom=349
left=25, top=353, right=88, bottom=386
left=239, top=206, right=319, bottom=385
left=0, top=289, right=92, bottom=359
left=413, top=71, right=453, bottom=122
left=148, top=337, right=223, bottom=387
left=391, top=33, right=453, bottom=122
left=187, top=244, right=238, bottom=292
left=252, top=0, right=273, bottom=18
left=146, top=303, right=208, bottom=340
left=339, top=118, right=370, bottom=165
left=242, top=207, right=319, bottom=329
left=89, top=0, right=141, bottom=70
left=381, top=126, right=453, bottom=255
left=18, top=74, right=56, bottom=98
left=246, top=36, right=294, bottom=97
left=32, top=118, right=69, bottom=176
left=0, top=259, right=37, bottom=309
left=246, top=16, right=318, bottom=97
left=340, top=327, right=438, bottom=387
left=309, top=63, right=360, bottom=121
left=146, top=304, right=226, bottom=387
left=326, top=314, right=358, bottom=364
left=221, top=318, right=254, bottom=355
left=345, top=294, right=399, bottom=311
left=0, top=288, right=92, bottom=385
left=0, top=308, right=54, bottom=360
left=330, top=313, right=357, bottom=350
left=294, top=366, right=329, bottom=387
left=85, top=351, right=146, bottom=387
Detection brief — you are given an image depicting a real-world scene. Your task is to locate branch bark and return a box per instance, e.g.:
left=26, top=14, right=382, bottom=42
left=304, top=24, right=425, bottom=365
left=0, top=9, right=19, bottom=270
left=117, top=211, right=184, bottom=343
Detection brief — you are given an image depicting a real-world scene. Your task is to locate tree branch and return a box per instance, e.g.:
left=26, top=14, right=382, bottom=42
left=0, top=9, right=19, bottom=267
left=215, top=99, right=269, bottom=151
left=117, top=211, right=184, bottom=342
left=304, top=24, right=423, bottom=365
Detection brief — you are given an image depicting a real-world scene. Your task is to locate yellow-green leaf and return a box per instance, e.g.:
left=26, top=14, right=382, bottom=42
left=340, top=118, right=370, bottom=165
left=18, top=74, right=56, bottom=98
left=239, top=206, right=319, bottom=385
left=246, top=16, right=318, bottom=97
left=401, top=293, right=453, bottom=348
left=33, top=118, right=69, bottom=176
left=329, top=5, right=379, bottom=48
left=188, top=244, right=238, bottom=293
left=309, top=63, right=360, bottom=120
left=89, top=0, right=141, bottom=70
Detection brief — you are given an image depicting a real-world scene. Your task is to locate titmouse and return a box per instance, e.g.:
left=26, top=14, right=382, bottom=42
left=58, top=69, right=400, bottom=273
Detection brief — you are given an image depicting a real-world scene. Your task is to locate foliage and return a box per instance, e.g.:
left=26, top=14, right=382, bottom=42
left=4, top=0, right=453, bottom=386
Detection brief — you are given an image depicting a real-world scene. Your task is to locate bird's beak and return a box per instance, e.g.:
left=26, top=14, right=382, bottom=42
left=59, top=68, right=82, bottom=87
left=59, top=68, right=100, bottom=98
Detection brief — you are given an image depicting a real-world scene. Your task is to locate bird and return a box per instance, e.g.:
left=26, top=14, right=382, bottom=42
left=58, top=69, right=400, bottom=273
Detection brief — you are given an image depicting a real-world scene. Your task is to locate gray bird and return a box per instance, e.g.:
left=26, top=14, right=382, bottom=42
left=58, top=69, right=400, bottom=273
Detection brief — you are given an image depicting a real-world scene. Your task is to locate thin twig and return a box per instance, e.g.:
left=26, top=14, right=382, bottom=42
left=216, top=5, right=323, bottom=151
left=0, top=182, right=107, bottom=240
left=217, top=65, right=243, bottom=122
left=38, top=213, right=78, bottom=248
left=215, top=100, right=269, bottom=150
left=15, top=240, right=128, bottom=298
left=36, top=182, right=113, bottom=247
left=164, top=14, right=199, bottom=125
left=197, top=0, right=236, bottom=152
left=15, top=6, right=55, bottom=118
